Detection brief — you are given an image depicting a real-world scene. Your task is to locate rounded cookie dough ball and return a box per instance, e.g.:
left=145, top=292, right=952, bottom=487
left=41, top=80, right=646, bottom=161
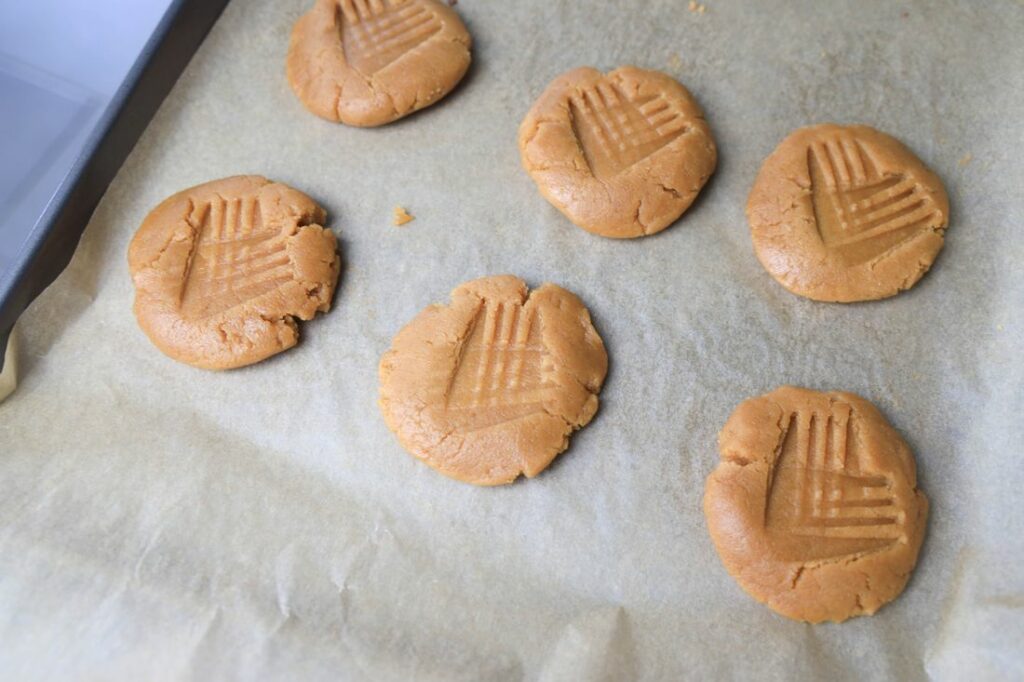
left=747, top=124, right=949, bottom=302
left=379, top=275, right=608, bottom=485
left=287, top=0, right=472, bottom=127
left=518, top=66, right=717, bottom=238
left=704, top=386, right=929, bottom=623
left=128, top=175, right=341, bottom=370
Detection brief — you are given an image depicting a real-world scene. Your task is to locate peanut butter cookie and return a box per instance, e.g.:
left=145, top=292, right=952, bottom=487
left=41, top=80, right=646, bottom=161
left=704, top=386, right=929, bottom=623
left=747, top=124, right=949, bottom=302
left=287, top=0, right=472, bottom=127
left=379, top=275, right=608, bottom=485
left=518, top=66, right=716, bottom=238
left=128, top=176, right=340, bottom=370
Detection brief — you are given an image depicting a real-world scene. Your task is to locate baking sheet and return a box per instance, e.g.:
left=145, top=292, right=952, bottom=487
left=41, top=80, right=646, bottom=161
left=2, top=0, right=1023, bottom=679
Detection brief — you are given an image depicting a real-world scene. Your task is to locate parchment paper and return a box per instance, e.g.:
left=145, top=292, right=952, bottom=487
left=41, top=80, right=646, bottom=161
left=2, top=1, right=1022, bottom=679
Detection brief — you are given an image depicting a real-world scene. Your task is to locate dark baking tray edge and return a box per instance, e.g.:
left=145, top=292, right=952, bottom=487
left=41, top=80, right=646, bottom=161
left=0, top=0, right=230, bottom=372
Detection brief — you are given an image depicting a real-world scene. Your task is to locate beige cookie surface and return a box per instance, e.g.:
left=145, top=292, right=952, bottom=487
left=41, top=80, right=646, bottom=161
left=379, top=275, right=608, bottom=485
left=128, top=176, right=340, bottom=370
left=704, top=386, right=928, bottom=623
left=747, top=124, right=949, bottom=302
left=518, top=66, right=716, bottom=239
left=287, top=0, right=472, bottom=127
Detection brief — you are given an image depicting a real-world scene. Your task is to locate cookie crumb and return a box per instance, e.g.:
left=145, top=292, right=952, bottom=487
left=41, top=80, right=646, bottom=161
left=393, top=206, right=414, bottom=226
left=688, top=1, right=707, bottom=14
left=958, top=153, right=973, bottom=167
left=667, top=53, right=683, bottom=71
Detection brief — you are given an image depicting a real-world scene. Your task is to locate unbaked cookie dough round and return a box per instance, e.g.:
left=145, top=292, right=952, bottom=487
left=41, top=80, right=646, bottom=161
left=128, top=175, right=341, bottom=370
left=518, top=66, right=717, bottom=239
left=703, top=386, right=928, bottom=623
left=379, top=275, right=608, bottom=485
left=286, top=0, right=472, bottom=127
left=747, top=124, right=949, bottom=302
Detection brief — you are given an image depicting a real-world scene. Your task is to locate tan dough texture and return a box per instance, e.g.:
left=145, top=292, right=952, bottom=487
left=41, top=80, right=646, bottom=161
left=128, top=176, right=341, bottom=370
left=379, top=275, right=608, bottom=485
left=747, top=124, right=950, bottom=302
left=286, top=0, right=472, bottom=127
left=518, top=66, right=717, bottom=239
left=703, top=386, right=928, bottom=623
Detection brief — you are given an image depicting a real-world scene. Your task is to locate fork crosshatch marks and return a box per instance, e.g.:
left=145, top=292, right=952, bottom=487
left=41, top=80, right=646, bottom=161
left=339, top=0, right=443, bottom=76
left=180, top=195, right=291, bottom=319
left=807, top=135, right=943, bottom=266
left=764, top=403, right=903, bottom=562
left=443, top=299, right=556, bottom=433
left=569, top=81, right=688, bottom=180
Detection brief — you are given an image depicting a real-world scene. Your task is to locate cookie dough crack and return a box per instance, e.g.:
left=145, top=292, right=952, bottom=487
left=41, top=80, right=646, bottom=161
left=656, top=183, right=684, bottom=201
left=790, top=565, right=806, bottom=589
left=633, top=199, right=647, bottom=234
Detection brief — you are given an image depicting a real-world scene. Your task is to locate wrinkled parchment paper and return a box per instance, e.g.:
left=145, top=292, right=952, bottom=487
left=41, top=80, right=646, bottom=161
left=2, top=1, right=1023, bottom=679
